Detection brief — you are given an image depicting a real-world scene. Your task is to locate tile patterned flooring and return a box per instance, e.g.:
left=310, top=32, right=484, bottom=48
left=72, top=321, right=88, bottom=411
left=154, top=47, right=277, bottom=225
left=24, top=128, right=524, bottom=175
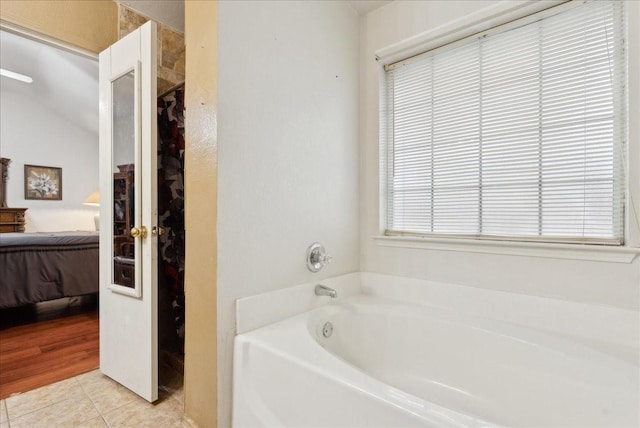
left=0, top=366, right=185, bottom=428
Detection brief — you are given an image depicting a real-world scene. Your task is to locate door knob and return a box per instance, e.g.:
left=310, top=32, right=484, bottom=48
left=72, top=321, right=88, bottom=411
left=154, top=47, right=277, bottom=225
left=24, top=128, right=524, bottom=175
left=130, top=226, right=148, bottom=239
left=152, top=226, right=165, bottom=236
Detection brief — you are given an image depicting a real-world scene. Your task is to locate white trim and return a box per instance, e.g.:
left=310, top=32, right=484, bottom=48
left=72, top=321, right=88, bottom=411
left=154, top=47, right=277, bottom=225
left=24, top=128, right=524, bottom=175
left=373, top=235, right=640, bottom=263
left=626, top=0, right=640, bottom=247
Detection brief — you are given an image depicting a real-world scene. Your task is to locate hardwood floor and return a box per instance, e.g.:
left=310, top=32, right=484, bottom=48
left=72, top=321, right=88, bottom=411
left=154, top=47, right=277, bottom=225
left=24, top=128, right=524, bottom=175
left=0, top=296, right=99, bottom=399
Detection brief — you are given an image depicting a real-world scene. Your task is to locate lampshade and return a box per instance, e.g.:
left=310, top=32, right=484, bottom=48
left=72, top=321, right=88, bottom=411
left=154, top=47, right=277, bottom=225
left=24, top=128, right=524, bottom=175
left=83, top=190, right=100, bottom=206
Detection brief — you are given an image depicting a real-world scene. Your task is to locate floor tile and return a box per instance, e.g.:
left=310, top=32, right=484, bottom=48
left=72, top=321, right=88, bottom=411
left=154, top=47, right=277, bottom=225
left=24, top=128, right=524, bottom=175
left=77, top=370, right=137, bottom=414
left=5, top=368, right=185, bottom=427
left=9, top=395, right=99, bottom=428
left=75, top=371, right=115, bottom=397
left=90, top=384, right=139, bottom=416
left=73, top=416, right=108, bottom=427
left=5, top=377, right=84, bottom=420
left=102, top=394, right=184, bottom=428
left=0, top=399, right=7, bottom=424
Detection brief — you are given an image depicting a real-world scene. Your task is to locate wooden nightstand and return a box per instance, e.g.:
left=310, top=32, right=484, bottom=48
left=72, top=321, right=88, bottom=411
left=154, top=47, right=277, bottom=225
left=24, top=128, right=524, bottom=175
left=0, top=207, right=27, bottom=233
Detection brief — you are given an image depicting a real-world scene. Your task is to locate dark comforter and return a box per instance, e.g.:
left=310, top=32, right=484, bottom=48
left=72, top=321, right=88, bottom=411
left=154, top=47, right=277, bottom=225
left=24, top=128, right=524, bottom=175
left=0, top=231, right=99, bottom=308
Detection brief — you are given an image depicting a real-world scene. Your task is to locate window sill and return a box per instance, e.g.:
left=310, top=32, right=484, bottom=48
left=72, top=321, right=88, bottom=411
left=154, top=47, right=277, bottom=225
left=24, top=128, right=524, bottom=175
left=373, top=235, right=640, bottom=264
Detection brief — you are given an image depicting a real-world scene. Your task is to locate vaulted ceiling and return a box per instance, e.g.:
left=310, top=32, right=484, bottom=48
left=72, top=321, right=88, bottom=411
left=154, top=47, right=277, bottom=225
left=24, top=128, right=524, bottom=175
left=0, top=30, right=99, bottom=137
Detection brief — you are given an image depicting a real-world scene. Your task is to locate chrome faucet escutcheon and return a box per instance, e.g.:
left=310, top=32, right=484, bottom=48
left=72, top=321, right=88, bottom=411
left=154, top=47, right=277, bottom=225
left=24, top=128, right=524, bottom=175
left=306, top=242, right=332, bottom=272
left=315, top=284, right=337, bottom=298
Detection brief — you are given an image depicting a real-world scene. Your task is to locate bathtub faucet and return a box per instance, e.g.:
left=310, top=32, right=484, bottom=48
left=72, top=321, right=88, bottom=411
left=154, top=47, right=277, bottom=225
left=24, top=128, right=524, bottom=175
left=315, top=284, right=337, bottom=298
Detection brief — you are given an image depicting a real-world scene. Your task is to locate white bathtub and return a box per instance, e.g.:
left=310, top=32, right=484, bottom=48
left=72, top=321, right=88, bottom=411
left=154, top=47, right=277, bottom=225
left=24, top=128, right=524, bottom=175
left=233, top=294, right=639, bottom=427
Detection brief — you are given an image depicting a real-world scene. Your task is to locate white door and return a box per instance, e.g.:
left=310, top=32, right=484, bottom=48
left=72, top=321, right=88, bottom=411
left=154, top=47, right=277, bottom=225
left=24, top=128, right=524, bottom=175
left=98, top=21, right=159, bottom=402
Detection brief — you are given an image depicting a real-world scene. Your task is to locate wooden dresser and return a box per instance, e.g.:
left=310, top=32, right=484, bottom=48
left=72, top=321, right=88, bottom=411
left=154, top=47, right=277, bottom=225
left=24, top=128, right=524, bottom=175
left=0, top=207, right=27, bottom=233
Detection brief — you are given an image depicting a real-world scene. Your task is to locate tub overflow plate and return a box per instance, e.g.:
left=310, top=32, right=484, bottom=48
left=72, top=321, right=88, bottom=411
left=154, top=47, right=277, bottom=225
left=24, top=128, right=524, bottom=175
left=322, top=322, right=333, bottom=338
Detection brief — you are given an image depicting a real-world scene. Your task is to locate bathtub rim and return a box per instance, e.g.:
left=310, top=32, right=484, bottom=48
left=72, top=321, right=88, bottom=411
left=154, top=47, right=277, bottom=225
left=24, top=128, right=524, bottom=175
left=235, top=272, right=640, bottom=357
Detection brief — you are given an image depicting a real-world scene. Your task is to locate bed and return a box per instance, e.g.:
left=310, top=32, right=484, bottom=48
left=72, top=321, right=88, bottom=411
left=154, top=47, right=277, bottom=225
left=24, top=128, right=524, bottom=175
left=0, top=231, right=99, bottom=309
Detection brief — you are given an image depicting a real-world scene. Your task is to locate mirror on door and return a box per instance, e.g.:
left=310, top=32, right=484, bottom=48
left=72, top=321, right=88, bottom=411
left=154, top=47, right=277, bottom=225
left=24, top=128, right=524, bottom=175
left=111, top=70, right=137, bottom=290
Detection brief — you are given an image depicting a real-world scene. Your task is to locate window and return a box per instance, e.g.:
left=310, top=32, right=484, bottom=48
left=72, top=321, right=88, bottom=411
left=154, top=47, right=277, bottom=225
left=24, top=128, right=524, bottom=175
left=384, top=0, right=626, bottom=245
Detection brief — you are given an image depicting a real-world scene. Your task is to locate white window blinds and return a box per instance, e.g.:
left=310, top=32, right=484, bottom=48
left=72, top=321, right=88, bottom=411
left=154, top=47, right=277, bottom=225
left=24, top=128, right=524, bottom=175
left=384, top=0, right=626, bottom=244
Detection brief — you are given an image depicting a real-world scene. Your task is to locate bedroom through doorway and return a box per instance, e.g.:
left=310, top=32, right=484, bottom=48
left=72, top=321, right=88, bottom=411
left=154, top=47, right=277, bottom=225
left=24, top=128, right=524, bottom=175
left=0, top=27, right=102, bottom=398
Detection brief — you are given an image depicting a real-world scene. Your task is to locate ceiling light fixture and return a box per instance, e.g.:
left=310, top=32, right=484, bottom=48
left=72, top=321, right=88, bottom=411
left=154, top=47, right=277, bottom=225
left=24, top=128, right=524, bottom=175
left=0, top=68, right=33, bottom=83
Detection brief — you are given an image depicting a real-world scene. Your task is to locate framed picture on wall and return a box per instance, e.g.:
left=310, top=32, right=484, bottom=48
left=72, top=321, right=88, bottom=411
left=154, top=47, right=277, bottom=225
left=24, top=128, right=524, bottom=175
left=24, top=164, right=62, bottom=200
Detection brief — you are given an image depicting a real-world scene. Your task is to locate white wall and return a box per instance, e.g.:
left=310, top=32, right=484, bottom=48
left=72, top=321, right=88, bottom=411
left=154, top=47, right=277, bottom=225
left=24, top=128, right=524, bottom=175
left=0, top=89, right=99, bottom=232
left=0, top=31, right=99, bottom=232
left=360, top=0, right=640, bottom=311
left=218, top=1, right=359, bottom=426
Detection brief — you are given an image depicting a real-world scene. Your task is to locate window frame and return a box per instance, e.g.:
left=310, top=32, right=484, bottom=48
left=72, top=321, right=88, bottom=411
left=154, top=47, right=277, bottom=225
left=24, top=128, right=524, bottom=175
left=377, top=0, right=640, bottom=256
